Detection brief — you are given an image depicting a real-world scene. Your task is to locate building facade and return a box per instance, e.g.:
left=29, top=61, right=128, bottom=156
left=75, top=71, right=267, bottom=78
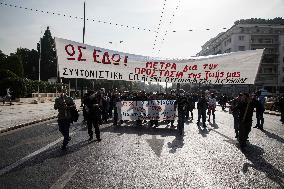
left=198, top=21, right=284, bottom=94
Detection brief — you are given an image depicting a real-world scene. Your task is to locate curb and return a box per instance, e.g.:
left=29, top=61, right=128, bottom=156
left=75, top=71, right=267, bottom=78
left=0, top=115, right=58, bottom=134
left=0, top=107, right=82, bottom=134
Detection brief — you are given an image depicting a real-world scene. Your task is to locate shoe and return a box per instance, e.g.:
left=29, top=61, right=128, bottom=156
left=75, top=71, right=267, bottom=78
left=61, top=146, right=67, bottom=151
left=97, top=138, right=102, bottom=142
left=88, top=137, right=93, bottom=141
left=253, top=125, right=258, bottom=128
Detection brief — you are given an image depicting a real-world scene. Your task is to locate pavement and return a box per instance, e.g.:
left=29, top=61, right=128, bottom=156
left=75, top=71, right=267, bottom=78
left=0, top=107, right=283, bottom=188
left=0, top=99, right=82, bottom=133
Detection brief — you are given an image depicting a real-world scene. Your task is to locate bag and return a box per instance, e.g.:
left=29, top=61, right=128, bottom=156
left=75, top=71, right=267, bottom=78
left=70, top=107, right=79, bottom=122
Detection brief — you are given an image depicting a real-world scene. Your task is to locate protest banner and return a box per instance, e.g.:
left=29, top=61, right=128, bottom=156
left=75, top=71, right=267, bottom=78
left=55, top=37, right=264, bottom=84
left=119, top=100, right=176, bottom=120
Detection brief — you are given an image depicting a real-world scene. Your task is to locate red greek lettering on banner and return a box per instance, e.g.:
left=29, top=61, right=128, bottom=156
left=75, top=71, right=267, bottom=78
left=65, top=44, right=76, bottom=60
left=77, top=46, right=86, bottom=61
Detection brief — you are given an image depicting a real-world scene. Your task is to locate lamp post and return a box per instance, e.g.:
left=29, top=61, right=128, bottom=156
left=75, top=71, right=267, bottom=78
left=38, top=30, right=42, bottom=100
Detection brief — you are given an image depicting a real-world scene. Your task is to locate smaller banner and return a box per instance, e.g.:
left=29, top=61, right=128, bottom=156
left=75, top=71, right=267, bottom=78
left=119, top=100, right=176, bottom=120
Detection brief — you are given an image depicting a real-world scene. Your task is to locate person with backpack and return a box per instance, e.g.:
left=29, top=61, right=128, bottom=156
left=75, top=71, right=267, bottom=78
left=54, top=90, right=76, bottom=150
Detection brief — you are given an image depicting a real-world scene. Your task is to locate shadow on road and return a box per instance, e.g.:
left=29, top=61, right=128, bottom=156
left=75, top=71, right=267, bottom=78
left=9, top=140, right=92, bottom=174
left=100, top=125, right=177, bottom=137
left=209, top=121, right=219, bottom=129
left=167, top=135, right=184, bottom=153
left=261, top=129, right=284, bottom=144
left=197, top=123, right=209, bottom=137
left=242, top=144, right=284, bottom=188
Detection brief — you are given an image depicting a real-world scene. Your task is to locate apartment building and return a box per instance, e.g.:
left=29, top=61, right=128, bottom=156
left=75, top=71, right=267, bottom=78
left=198, top=19, right=284, bottom=94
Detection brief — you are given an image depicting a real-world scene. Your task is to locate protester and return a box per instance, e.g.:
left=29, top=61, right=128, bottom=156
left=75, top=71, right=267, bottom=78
left=85, top=90, right=102, bottom=142
left=235, top=93, right=257, bottom=149
left=220, top=94, right=228, bottom=111
left=186, top=94, right=195, bottom=120
left=230, top=93, right=243, bottom=138
left=54, top=90, right=75, bottom=150
left=207, top=93, right=216, bottom=122
left=254, top=90, right=265, bottom=130
left=197, top=93, right=208, bottom=128
left=279, top=95, right=284, bottom=124
left=176, top=90, right=188, bottom=135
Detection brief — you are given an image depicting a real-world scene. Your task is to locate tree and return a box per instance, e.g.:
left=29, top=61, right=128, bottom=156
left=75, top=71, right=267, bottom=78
left=0, top=54, right=24, bottom=77
left=38, top=26, right=57, bottom=81
left=16, top=48, right=39, bottom=80
left=0, top=50, right=6, bottom=63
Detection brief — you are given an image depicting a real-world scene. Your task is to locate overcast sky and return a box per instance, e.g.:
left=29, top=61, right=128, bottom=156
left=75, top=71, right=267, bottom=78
left=0, top=0, right=283, bottom=59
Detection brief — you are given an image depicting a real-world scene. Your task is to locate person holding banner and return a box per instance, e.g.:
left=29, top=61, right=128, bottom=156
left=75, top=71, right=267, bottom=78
left=235, top=93, right=257, bottom=149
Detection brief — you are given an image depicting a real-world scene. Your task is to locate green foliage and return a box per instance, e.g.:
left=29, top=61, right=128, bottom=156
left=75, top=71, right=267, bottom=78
left=37, top=26, right=57, bottom=81
left=16, top=48, right=39, bottom=80
left=0, top=69, right=19, bottom=80
left=234, top=17, right=284, bottom=25
left=0, top=54, right=24, bottom=77
left=0, top=50, right=6, bottom=63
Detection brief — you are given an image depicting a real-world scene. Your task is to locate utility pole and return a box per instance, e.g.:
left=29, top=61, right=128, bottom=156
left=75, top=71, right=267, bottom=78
left=78, top=1, right=85, bottom=99
left=38, top=33, right=41, bottom=100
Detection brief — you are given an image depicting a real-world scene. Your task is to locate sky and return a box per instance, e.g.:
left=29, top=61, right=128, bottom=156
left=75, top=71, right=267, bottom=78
left=0, top=0, right=284, bottom=59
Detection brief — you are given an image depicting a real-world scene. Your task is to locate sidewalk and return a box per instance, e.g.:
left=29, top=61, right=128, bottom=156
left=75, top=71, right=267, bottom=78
left=0, top=99, right=81, bottom=133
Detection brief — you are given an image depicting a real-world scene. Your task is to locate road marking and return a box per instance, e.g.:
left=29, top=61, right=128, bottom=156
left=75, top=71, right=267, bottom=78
left=0, top=131, right=75, bottom=176
left=50, top=165, right=79, bottom=189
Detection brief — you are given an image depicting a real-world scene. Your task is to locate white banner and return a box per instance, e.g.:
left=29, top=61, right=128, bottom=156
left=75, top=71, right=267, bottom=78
left=119, top=100, right=176, bottom=120
left=55, top=37, right=264, bottom=84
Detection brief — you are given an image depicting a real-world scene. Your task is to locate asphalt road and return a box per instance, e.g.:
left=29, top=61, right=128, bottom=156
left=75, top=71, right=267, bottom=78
left=0, top=108, right=283, bottom=189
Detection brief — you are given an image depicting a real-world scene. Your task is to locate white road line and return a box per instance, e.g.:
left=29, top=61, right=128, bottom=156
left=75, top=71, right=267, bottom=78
left=0, top=132, right=75, bottom=176
left=49, top=165, right=79, bottom=189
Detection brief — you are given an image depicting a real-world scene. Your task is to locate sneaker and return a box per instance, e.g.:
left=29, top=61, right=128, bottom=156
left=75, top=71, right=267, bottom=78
left=61, top=146, right=67, bottom=151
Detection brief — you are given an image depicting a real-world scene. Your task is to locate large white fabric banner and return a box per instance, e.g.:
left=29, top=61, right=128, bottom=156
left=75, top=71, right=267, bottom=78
left=119, top=100, right=176, bottom=120
left=55, top=37, right=264, bottom=84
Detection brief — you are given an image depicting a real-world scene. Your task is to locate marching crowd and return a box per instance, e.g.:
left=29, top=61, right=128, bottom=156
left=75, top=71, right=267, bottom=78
left=54, top=88, right=284, bottom=151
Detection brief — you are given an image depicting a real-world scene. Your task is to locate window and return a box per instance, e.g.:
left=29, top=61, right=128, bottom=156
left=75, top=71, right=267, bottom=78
left=239, top=36, right=245, bottom=41
left=238, top=46, right=245, bottom=51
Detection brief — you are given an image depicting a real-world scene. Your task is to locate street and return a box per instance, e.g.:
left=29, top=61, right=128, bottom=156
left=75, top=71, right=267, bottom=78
left=0, top=107, right=283, bottom=189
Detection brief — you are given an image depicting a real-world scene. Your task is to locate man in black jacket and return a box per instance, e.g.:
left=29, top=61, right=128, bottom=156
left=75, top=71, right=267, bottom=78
left=85, top=91, right=102, bottom=142
left=197, top=93, right=208, bottom=128
left=235, top=93, right=257, bottom=149
left=54, top=91, right=75, bottom=150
